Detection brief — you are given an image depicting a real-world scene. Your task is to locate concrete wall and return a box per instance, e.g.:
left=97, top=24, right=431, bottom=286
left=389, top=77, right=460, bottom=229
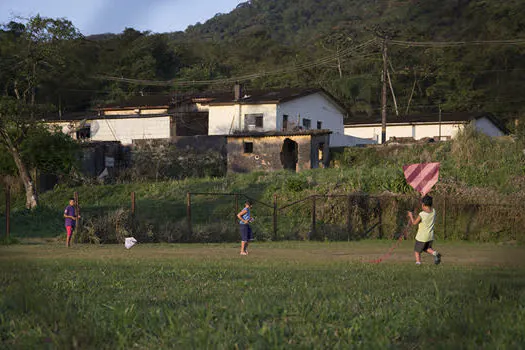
left=475, top=117, right=505, bottom=137
left=330, top=133, right=377, bottom=147
left=226, top=135, right=314, bottom=173
left=344, top=122, right=465, bottom=144
left=208, top=104, right=277, bottom=135
left=278, top=92, right=345, bottom=134
left=90, top=116, right=171, bottom=145
left=79, top=142, right=126, bottom=178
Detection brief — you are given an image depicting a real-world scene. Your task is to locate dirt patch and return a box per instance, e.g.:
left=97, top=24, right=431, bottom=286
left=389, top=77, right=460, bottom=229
left=1, top=241, right=524, bottom=268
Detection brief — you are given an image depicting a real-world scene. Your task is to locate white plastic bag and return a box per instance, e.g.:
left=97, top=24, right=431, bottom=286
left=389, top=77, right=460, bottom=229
left=124, top=237, right=137, bottom=249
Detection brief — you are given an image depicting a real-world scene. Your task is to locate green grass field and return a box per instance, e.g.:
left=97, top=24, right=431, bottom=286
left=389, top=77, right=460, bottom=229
left=1, top=241, right=524, bottom=349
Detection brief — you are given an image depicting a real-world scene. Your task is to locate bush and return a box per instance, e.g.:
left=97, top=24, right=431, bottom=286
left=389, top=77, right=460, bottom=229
left=0, top=236, right=20, bottom=245
left=79, top=208, right=133, bottom=244
left=285, top=177, right=308, bottom=192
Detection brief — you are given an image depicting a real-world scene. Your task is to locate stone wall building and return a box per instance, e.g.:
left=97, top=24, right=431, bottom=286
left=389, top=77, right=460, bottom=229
left=226, top=131, right=330, bottom=173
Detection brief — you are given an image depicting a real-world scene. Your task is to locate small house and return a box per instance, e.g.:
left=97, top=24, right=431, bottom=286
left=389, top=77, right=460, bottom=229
left=344, top=112, right=508, bottom=144
left=226, top=130, right=330, bottom=173
left=44, top=95, right=209, bottom=145
left=202, top=86, right=360, bottom=147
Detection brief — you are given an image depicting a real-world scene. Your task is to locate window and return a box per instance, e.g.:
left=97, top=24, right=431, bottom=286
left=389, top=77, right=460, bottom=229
left=244, top=114, right=264, bottom=130
left=282, top=115, right=289, bottom=131
left=317, top=121, right=322, bottom=130
left=76, top=126, right=91, bottom=140
left=302, top=118, right=311, bottom=129
left=255, top=115, right=263, bottom=128
left=243, top=142, right=253, bottom=153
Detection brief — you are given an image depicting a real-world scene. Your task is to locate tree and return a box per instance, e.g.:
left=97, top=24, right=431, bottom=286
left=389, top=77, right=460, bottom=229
left=0, top=97, right=39, bottom=208
left=0, top=15, right=82, bottom=208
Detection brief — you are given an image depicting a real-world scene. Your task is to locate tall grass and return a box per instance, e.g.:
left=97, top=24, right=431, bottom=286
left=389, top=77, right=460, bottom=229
left=336, top=125, right=525, bottom=194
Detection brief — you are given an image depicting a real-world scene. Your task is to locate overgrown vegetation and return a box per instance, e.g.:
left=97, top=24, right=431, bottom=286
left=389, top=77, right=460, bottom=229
left=335, top=126, right=525, bottom=194
left=0, top=127, right=523, bottom=243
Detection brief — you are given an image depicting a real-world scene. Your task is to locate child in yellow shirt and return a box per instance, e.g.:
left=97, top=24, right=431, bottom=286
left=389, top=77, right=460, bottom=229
left=408, top=195, right=442, bottom=265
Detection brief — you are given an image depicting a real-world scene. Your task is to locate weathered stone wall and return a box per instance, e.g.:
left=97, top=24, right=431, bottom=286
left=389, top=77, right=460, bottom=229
left=226, top=135, right=313, bottom=173
left=79, top=141, right=127, bottom=178
left=134, top=135, right=226, bottom=154
left=131, top=136, right=227, bottom=180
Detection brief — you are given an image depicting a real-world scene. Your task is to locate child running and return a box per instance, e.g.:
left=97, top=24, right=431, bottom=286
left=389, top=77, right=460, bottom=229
left=408, top=195, right=442, bottom=265
left=237, top=200, right=253, bottom=255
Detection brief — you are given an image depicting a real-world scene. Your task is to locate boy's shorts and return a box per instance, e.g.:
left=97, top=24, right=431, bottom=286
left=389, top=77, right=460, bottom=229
left=240, top=224, right=253, bottom=242
left=66, top=226, right=74, bottom=237
left=414, top=240, right=433, bottom=253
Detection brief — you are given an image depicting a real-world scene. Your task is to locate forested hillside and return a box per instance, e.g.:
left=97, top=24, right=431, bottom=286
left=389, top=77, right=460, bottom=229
left=2, top=0, right=525, bottom=124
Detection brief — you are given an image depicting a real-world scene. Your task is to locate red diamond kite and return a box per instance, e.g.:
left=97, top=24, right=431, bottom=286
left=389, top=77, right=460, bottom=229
left=403, top=163, right=440, bottom=196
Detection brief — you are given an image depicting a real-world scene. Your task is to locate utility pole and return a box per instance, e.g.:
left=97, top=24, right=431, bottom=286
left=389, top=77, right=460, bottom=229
left=438, top=104, right=442, bottom=141
left=381, top=38, right=388, bottom=144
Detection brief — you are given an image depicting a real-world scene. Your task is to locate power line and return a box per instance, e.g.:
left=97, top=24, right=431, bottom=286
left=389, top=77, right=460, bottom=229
left=93, top=36, right=525, bottom=88
left=363, top=98, right=525, bottom=113
left=390, top=39, right=525, bottom=47
left=94, top=39, right=378, bottom=87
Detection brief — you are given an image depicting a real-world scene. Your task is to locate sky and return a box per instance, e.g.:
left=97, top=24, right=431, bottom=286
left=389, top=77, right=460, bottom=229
left=0, top=0, right=245, bottom=35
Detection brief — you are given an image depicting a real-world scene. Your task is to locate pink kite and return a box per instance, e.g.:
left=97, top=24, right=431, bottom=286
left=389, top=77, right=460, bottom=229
left=403, top=163, right=440, bottom=196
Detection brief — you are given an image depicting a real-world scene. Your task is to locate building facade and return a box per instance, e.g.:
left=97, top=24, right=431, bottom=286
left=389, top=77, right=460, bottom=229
left=344, top=113, right=508, bottom=144
left=226, top=131, right=330, bottom=173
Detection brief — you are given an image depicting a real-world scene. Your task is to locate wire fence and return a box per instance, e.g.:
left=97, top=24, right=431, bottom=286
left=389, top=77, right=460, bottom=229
left=184, top=192, right=523, bottom=243
left=2, top=190, right=523, bottom=243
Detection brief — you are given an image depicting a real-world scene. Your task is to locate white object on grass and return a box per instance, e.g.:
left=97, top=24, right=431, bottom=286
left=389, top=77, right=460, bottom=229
left=125, top=237, right=137, bottom=249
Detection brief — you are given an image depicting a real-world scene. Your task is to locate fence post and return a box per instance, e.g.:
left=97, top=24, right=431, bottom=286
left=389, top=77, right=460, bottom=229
left=443, top=195, right=447, bottom=240
left=347, top=195, right=352, bottom=242
left=234, top=194, right=239, bottom=225
left=187, top=192, right=192, bottom=240
left=5, top=184, right=10, bottom=240
left=131, top=191, right=136, bottom=234
left=311, top=196, right=316, bottom=239
left=131, top=192, right=136, bottom=217
left=273, top=194, right=278, bottom=241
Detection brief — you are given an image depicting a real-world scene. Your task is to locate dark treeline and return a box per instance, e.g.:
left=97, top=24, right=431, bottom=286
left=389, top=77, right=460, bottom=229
left=2, top=0, right=525, bottom=123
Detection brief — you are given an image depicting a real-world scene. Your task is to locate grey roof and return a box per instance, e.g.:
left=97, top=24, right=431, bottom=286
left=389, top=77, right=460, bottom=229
left=206, top=88, right=322, bottom=105
left=42, top=111, right=97, bottom=122
left=98, top=95, right=177, bottom=109
left=205, top=88, right=347, bottom=113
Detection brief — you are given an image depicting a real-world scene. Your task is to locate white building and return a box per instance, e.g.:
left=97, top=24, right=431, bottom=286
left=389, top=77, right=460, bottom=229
left=344, top=112, right=508, bottom=144
left=202, top=87, right=370, bottom=147
left=44, top=95, right=208, bottom=145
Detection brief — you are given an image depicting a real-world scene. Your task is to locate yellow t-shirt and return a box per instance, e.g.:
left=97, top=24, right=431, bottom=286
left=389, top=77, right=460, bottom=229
left=415, top=209, right=435, bottom=242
